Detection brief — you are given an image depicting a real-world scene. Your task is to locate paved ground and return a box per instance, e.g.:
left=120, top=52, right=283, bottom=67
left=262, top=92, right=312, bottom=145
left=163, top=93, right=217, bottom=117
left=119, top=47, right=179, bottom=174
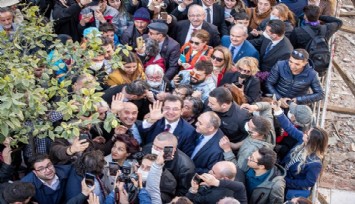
left=318, top=188, right=355, bottom=203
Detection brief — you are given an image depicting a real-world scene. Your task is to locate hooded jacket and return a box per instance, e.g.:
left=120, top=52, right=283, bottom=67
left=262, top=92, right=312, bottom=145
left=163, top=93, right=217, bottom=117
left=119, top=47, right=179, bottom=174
left=248, top=164, right=286, bottom=204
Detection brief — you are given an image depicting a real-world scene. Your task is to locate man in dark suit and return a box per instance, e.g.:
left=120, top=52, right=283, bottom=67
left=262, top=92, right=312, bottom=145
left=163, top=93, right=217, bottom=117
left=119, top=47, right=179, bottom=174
left=170, top=4, right=220, bottom=47
left=186, top=161, right=237, bottom=204
left=249, top=19, right=293, bottom=73
left=171, top=0, right=228, bottom=36
left=144, top=22, right=180, bottom=80
left=221, top=25, right=259, bottom=64
left=191, top=111, right=224, bottom=174
left=141, top=95, right=196, bottom=157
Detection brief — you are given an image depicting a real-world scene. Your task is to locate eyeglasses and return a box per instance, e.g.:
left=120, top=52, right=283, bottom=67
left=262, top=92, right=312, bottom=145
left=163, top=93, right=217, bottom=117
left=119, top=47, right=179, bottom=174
left=35, top=163, right=54, bottom=173
left=188, top=14, right=203, bottom=18
left=149, top=31, right=161, bottom=36
left=238, top=67, right=251, bottom=74
left=248, top=156, right=259, bottom=164
left=189, top=40, right=201, bottom=46
left=153, top=144, right=164, bottom=151
left=163, top=107, right=181, bottom=112
left=292, top=50, right=305, bottom=60
left=211, top=55, right=224, bottom=62
left=190, top=70, right=204, bottom=80
left=147, top=75, right=162, bottom=81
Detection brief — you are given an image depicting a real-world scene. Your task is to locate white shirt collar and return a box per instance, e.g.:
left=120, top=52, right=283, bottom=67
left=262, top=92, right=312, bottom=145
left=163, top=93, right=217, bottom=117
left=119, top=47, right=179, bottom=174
left=164, top=118, right=180, bottom=133
left=39, top=175, right=60, bottom=190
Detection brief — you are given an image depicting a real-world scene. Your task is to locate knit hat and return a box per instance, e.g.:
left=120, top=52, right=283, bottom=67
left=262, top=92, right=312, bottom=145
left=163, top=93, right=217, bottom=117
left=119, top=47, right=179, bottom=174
left=289, top=102, right=313, bottom=125
left=148, top=22, right=168, bottom=35
left=83, top=27, right=102, bottom=38
left=0, top=0, right=19, bottom=7
left=133, top=7, right=151, bottom=23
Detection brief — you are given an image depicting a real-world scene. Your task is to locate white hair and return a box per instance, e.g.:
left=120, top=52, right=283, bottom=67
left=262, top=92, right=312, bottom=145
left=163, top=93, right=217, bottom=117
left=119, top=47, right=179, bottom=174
left=145, top=64, right=164, bottom=77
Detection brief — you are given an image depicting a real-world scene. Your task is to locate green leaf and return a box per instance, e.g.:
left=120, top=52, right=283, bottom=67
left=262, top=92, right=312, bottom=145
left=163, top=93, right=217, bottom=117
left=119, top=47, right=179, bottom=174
left=0, top=124, right=9, bottom=137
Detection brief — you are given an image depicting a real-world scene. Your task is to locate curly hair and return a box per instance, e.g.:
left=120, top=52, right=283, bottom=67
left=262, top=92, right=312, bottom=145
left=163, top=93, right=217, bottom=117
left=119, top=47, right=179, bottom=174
left=74, top=150, right=106, bottom=177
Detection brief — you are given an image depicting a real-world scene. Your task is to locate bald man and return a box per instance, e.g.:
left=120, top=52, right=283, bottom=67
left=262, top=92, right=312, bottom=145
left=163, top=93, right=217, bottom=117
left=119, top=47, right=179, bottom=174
left=143, top=132, right=196, bottom=196
left=186, top=161, right=247, bottom=204
left=116, top=102, right=142, bottom=144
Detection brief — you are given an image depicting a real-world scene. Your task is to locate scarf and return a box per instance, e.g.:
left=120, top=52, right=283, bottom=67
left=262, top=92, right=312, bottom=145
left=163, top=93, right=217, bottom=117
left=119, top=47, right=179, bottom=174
left=248, top=7, right=272, bottom=29
left=180, top=43, right=213, bottom=69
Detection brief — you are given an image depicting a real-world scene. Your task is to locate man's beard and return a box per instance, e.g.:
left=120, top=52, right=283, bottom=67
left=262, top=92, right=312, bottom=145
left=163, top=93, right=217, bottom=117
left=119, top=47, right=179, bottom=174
left=190, top=77, right=204, bottom=85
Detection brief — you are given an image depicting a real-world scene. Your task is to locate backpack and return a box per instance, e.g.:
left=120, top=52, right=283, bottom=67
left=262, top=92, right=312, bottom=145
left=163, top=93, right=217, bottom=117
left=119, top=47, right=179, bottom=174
left=302, top=25, right=330, bottom=77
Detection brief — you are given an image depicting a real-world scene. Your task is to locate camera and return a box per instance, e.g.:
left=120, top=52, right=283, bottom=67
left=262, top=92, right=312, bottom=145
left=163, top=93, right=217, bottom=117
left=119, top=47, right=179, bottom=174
left=117, top=163, right=138, bottom=183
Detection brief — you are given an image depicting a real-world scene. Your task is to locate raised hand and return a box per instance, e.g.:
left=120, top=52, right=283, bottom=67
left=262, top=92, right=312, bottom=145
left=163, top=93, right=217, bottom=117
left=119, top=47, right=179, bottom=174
left=148, top=101, right=165, bottom=121
left=111, top=93, right=125, bottom=114
left=70, top=136, right=89, bottom=154
left=240, top=103, right=258, bottom=113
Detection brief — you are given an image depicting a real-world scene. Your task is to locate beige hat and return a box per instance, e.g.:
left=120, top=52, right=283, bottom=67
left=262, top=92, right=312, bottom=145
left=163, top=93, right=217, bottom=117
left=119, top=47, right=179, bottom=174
left=0, top=0, right=20, bottom=8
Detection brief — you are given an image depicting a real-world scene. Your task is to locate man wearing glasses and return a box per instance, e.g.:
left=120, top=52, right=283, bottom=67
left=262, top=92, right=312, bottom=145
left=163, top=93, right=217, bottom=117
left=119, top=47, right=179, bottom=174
left=141, top=95, right=197, bottom=156
left=221, top=25, right=259, bottom=63
left=245, top=147, right=285, bottom=204
left=21, top=154, right=72, bottom=204
left=171, top=4, right=220, bottom=47
left=266, top=48, right=324, bottom=108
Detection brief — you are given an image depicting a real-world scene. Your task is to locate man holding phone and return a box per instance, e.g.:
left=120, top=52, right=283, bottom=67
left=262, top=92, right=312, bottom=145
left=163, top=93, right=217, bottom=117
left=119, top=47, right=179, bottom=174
left=21, top=154, right=72, bottom=204
left=143, top=132, right=195, bottom=196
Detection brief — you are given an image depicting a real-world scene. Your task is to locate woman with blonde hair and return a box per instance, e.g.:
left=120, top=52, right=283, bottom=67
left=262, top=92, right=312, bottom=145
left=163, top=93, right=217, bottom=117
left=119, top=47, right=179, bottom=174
left=106, top=49, right=146, bottom=86
left=211, top=46, right=235, bottom=86
left=272, top=103, right=328, bottom=200
left=219, top=57, right=261, bottom=103
left=178, top=29, right=214, bottom=70
left=259, top=3, right=296, bottom=38
left=220, top=0, right=246, bottom=32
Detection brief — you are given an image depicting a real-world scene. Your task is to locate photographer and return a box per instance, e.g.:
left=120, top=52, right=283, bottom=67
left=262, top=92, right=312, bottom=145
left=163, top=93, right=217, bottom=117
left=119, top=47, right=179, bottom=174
left=102, top=134, right=140, bottom=192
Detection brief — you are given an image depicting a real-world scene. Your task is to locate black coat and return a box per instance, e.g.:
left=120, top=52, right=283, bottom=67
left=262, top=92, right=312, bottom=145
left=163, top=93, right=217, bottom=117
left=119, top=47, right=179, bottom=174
left=143, top=144, right=196, bottom=196
left=290, top=15, right=342, bottom=49
left=249, top=36, right=293, bottom=72
left=52, top=0, right=82, bottom=42
left=186, top=186, right=234, bottom=204
left=170, top=20, right=220, bottom=47
left=170, top=0, right=228, bottom=36
left=219, top=72, right=261, bottom=104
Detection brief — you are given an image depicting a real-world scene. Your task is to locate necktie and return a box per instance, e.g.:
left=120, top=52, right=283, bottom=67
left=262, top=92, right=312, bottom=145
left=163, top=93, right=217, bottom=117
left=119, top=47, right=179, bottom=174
left=191, top=135, right=204, bottom=159
left=195, top=134, right=204, bottom=146
left=230, top=46, right=236, bottom=58
left=206, top=8, right=211, bottom=23
left=264, top=42, right=273, bottom=57
left=164, top=124, right=171, bottom=132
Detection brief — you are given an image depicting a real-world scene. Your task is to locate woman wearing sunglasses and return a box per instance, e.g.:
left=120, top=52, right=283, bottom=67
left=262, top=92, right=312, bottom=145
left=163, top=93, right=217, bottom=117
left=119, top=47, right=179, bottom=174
left=219, top=57, right=261, bottom=103
left=210, top=46, right=235, bottom=86
left=178, top=29, right=214, bottom=70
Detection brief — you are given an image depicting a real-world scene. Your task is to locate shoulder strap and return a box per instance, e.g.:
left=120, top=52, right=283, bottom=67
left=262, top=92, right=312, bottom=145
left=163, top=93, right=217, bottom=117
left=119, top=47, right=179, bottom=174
left=302, top=26, right=316, bottom=38
left=319, top=25, right=327, bottom=37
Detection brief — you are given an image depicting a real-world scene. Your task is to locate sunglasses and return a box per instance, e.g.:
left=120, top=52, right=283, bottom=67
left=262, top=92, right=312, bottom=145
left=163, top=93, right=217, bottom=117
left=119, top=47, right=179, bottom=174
left=292, top=50, right=305, bottom=60
left=189, top=40, right=200, bottom=46
left=211, top=55, right=224, bottom=62
left=190, top=70, right=203, bottom=80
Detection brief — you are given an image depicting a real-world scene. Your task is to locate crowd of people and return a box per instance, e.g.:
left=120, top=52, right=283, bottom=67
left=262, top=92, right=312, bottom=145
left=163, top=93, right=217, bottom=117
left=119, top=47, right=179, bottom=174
left=0, top=0, right=343, bottom=203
